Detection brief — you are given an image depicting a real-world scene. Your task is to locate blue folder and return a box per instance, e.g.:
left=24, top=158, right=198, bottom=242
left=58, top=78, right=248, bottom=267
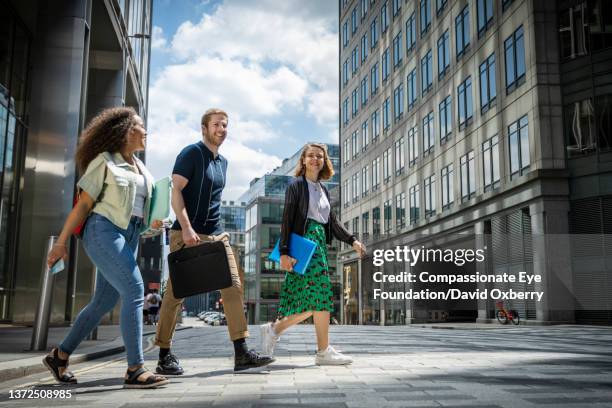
left=268, top=233, right=317, bottom=275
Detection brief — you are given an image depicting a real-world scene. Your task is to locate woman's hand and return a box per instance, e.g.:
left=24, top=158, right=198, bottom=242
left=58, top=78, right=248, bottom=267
left=47, top=243, right=68, bottom=269
left=352, top=240, right=366, bottom=258
left=280, top=255, right=297, bottom=271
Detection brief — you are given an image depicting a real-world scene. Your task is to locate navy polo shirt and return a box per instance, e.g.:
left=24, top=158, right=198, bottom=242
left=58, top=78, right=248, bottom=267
left=171, top=141, right=227, bottom=235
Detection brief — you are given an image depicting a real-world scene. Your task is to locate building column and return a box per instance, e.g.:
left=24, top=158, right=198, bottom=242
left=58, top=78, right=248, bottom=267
left=529, top=200, right=575, bottom=324
left=474, top=220, right=489, bottom=323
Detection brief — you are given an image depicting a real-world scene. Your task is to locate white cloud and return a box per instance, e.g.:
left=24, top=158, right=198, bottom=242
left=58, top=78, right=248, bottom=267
left=151, top=26, right=168, bottom=50
left=146, top=1, right=338, bottom=200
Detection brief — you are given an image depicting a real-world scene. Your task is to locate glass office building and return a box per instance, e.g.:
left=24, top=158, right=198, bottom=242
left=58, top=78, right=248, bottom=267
left=0, top=0, right=153, bottom=324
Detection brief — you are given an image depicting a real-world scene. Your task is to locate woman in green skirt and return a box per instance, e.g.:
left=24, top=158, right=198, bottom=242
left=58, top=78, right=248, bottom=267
left=260, top=143, right=366, bottom=365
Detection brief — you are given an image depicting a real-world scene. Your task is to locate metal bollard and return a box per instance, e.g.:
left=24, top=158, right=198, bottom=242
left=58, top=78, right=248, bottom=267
left=31, top=236, right=58, bottom=351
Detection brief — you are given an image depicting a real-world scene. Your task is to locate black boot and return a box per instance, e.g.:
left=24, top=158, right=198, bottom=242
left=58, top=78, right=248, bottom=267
left=234, top=349, right=275, bottom=372
left=156, top=352, right=184, bottom=375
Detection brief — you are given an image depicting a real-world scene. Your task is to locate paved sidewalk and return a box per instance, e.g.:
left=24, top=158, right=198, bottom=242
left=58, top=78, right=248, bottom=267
left=0, top=323, right=610, bottom=407
left=0, top=322, right=190, bottom=382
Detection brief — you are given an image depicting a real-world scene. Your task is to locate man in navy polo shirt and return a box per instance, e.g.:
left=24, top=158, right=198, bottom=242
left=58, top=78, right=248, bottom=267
left=155, top=108, right=274, bottom=373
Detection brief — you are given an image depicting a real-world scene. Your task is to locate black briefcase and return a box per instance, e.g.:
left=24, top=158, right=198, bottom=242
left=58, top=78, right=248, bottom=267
left=168, top=241, right=233, bottom=298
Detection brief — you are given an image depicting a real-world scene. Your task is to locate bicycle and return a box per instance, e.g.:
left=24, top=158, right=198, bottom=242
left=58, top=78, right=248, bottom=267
left=495, top=301, right=520, bottom=325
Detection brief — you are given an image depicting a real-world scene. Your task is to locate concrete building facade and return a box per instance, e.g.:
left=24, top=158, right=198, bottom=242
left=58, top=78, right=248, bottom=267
left=339, top=0, right=612, bottom=325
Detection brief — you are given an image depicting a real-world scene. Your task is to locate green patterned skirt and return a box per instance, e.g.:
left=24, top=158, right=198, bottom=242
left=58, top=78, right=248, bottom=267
left=277, top=219, right=334, bottom=318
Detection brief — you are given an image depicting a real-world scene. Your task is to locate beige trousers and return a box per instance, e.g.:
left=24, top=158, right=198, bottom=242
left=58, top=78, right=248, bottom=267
left=154, top=230, right=249, bottom=348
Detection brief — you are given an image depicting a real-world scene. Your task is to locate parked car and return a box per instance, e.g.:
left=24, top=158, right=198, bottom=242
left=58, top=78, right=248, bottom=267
left=207, top=313, right=225, bottom=326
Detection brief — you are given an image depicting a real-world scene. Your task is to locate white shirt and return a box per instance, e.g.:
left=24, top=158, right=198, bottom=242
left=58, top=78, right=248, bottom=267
left=131, top=173, right=147, bottom=218
left=306, top=179, right=330, bottom=224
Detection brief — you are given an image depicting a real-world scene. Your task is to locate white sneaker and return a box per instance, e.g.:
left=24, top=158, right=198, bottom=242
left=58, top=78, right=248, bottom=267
left=260, top=323, right=279, bottom=357
left=315, top=346, right=353, bottom=366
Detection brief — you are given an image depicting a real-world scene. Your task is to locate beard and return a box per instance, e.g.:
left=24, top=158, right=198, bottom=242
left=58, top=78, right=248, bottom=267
left=204, top=130, right=225, bottom=147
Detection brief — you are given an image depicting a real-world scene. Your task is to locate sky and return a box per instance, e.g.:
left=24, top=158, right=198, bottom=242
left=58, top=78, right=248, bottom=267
left=147, top=0, right=339, bottom=201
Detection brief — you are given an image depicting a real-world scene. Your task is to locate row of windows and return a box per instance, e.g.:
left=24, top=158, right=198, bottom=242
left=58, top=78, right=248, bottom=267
left=343, top=0, right=508, bottom=90
left=343, top=116, right=529, bottom=215
left=342, top=25, right=525, bottom=130
left=343, top=52, right=505, bottom=162
left=342, top=0, right=506, bottom=51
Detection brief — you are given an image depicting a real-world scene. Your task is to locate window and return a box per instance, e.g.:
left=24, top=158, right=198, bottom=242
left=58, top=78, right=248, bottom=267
left=455, top=5, right=470, bottom=58
left=383, top=98, right=391, bottom=130
left=422, top=111, right=434, bottom=155
left=372, top=109, right=381, bottom=141
left=441, top=163, right=454, bottom=210
left=372, top=157, right=381, bottom=190
left=362, top=212, right=370, bottom=241
left=439, top=95, right=452, bottom=143
left=421, top=49, right=433, bottom=95
left=509, top=115, right=530, bottom=178
left=384, top=200, right=393, bottom=233
left=408, top=126, right=419, bottom=166
left=502, top=0, right=514, bottom=12
left=352, top=6, right=358, bottom=34
left=352, top=173, right=359, bottom=202
left=393, top=84, right=404, bottom=121
left=381, top=1, right=389, bottom=33
left=565, top=96, right=612, bottom=157
left=383, top=147, right=391, bottom=183
left=361, top=77, right=368, bottom=106
left=407, top=68, right=417, bottom=109
left=436, top=0, right=448, bottom=15
left=343, top=138, right=349, bottom=165
left=361, top=120, right=369, bottom=151
left=424, top=174, right=436, bottom=217
left=370, top=18, right=378, bottom=49
left=457, top=76, right=473, bottom=129
left=373, top=207, right=381, bottom=239
left=460, top=150, right=476, bottom=201
left=393, top=136, right=406, bottom=177
left=420, top=0, right=431, bottom=36
left=482, top=135, right=500, bottom=191
left=505, top=26, right=525, bottom=93
left=393, top=31, right=403, bottom=67
left=353, top=217, right=359, bottom=239
left=351, top=88, right=358, bottom=118
left=362, top=165, right=369, bottom=197
left=393, top=0, right=401, bottom=17
left=479, top=53, right=496, bottom=113
left=409, top=184, right=420, bottom=223
left=361, top=0, right=368, bottom=20
left=395, top=192, right=406, bottom=230
left=342, top=98, right=349, bottom=126
left=406, top=12, right=417, bottom=52
left=371, top=63, right=379, bottom=95
left=361, top=34, right=368, bottom=63
left=437, top=30, right=450, bottom=79
left=382, top=48, right=390, bottom=81
left=477, top=0, right=493, bottom=38
left=342, top=59, right=349, bottom=87
left=342, top=21, right=349, bottom=48
left=351, top=131, right=359, bottom=159
left=343, top=179, right=350, bottom=207
left=351, top=46, right=359, bottom=74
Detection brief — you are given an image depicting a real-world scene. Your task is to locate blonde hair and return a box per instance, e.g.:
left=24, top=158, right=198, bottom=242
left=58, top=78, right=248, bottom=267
left=294, top=143, right=334, bottom=181
left=200, top=108, right=228, bottom=127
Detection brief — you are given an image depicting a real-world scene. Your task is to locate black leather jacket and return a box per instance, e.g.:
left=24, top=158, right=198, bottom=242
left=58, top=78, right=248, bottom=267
left=280, top=176, right=356, bottom=256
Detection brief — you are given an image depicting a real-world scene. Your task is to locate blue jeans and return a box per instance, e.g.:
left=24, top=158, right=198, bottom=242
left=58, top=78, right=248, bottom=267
left=60, top=213, right=144, bottom=367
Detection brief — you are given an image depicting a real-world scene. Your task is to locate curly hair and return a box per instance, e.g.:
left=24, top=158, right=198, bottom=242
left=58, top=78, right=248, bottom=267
left=75, top=107, right=138, bottom=174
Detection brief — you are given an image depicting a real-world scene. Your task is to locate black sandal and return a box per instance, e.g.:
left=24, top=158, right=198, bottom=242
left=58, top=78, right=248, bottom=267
left=42, top=348, right=77, bottom=384
left=124, top=367, right=169, bottom=389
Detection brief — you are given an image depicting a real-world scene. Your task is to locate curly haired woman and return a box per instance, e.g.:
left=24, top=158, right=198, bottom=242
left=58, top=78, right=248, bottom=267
left=43, top=107, right=168, bottom=388
left=260, top=143, right=366, bottom=365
